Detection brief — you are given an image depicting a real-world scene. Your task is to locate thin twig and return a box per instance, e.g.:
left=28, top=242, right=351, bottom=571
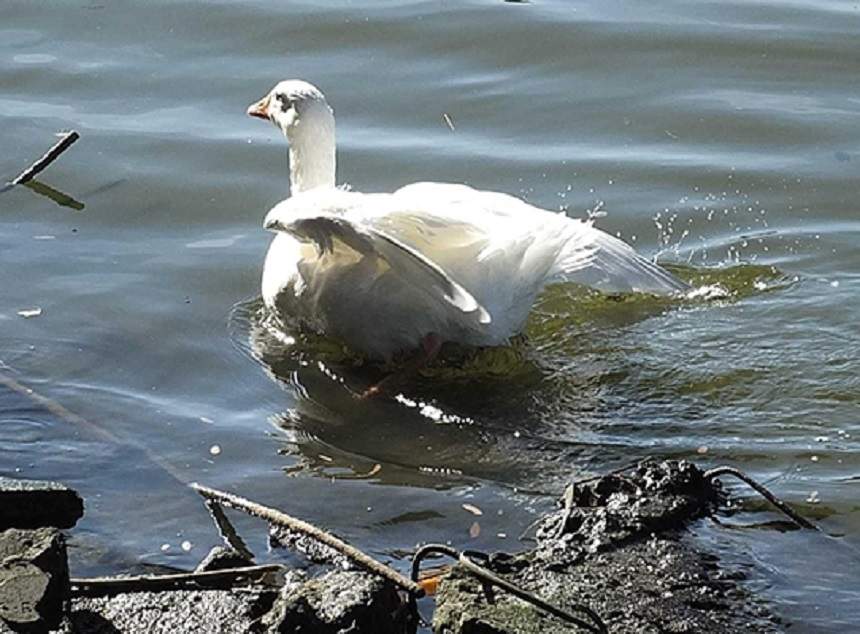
left=190, top=482, right=424, bottom=597
left=205, top=500, right=255, bottom=561
left=7, top=131, right=80, bottom=187
left=70, top=564, right=285, bottom=597
left=411, top=544, right=607, bottom=634
left=704, top=466, right=818, bottom=530
left=517, top=515, right=544, bottom=543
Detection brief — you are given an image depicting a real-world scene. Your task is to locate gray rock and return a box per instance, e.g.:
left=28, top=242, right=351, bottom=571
left=0, top=528, right=69, bottom=632
left=263, top=570, right=409, bottom=633
left=68, top=589, right=276, bottom=634
left=0, top=478, right=83, bottom=530
left=195, top=546, right=254, bottom=573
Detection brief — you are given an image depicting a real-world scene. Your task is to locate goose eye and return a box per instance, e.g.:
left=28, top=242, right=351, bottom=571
left=277, top=95, right=293, bottom=112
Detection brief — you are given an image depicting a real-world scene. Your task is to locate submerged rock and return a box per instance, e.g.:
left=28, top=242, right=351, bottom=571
left=433, top=460, right=780, bottom=633
left=0, top=478, right=83, bottom=530
left=0, top=527, right=69, bottom=632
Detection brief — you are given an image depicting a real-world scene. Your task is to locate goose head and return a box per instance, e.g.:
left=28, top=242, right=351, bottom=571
left=248, top=79, right=336, bottom=192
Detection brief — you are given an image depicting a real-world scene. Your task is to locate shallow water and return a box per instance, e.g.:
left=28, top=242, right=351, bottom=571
left=1, top=1, right=859, bottom=630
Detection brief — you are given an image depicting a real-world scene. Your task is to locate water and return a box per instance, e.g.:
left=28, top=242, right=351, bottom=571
left=1, top=1, right=858, bottom=630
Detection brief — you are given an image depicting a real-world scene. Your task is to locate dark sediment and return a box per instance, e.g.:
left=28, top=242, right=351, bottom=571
left=433, top=535, right=778, bottom=633
left=432, top=460, right=781, bottom=633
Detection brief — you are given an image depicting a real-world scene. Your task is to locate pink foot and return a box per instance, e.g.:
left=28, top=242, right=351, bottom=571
left=420, top=332, right=443, bottom=362
left=358, top=384, right=382, bottom=400
left=355, top=333, right=444, bottom=399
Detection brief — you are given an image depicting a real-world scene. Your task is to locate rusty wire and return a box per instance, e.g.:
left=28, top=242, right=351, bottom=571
left=411, top=543, right=607, bottom=633
left=704, top=465, right=818, bottom=530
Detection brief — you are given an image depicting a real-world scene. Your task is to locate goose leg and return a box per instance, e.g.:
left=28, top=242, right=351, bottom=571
left=359, top=333, right=443, bottom=399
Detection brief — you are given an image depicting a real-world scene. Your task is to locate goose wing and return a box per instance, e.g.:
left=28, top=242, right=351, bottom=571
left=263, top=195, right=490, bottom=324
left=393, top=182, right=688, bottom=295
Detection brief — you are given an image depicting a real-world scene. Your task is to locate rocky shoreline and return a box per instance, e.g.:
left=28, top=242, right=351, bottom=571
left=432, top=460, right=780, bottom=633
left=1, top=461, right=793, bottom=633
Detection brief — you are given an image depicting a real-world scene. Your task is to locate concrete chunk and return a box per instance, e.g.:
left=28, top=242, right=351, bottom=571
left=70, top=589, right=276, bottom=634
left=0, top=528, right=69, bottom=632
left=263, top=570, right=408, bottom=633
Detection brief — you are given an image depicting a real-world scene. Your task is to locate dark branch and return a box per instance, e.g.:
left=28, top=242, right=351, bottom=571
left=9, top=131, right=80, bottom=187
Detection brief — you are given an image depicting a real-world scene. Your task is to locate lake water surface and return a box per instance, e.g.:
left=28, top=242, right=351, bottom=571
left=1, top=1, right=859, bottom=631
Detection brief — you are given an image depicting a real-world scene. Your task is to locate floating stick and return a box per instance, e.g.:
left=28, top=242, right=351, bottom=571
left=190, top=482, right=425, bottom=597
left=7, top=131, right=80, bottom=188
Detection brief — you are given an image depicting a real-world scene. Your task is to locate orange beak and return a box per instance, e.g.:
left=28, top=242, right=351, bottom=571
left=247, top=94, right=271, bottom=120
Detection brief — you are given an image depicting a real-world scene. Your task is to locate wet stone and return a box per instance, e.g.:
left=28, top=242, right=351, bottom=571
left=69, top=588, right=277, bottom=634
left=433, top=460, right=779, bottom=634
left=533, top=459, right=721, bottom=560
left=0, top=478, right=84, bottom=530
left=0, top=528, right=69, bottom=632
left=194, top=546, right=254, bottom=572
left=262, top=570, right=409, bottom=634
left=270, top=526, right=352, bottom=569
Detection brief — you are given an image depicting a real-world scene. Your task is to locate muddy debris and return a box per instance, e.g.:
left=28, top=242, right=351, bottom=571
left=534, top=458, right=721, bottom=563
left=432, top=460, right=780, bottom=633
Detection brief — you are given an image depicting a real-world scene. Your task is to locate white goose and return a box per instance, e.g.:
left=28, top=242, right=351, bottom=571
left=248, top=80, right=687, bottom=363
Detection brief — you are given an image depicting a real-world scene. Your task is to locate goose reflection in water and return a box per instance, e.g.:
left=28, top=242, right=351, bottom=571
left=234, top=290, right=684, bottom=494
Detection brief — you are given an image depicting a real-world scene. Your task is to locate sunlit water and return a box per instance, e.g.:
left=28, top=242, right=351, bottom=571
left=1, top=1, right=859, bottom=631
